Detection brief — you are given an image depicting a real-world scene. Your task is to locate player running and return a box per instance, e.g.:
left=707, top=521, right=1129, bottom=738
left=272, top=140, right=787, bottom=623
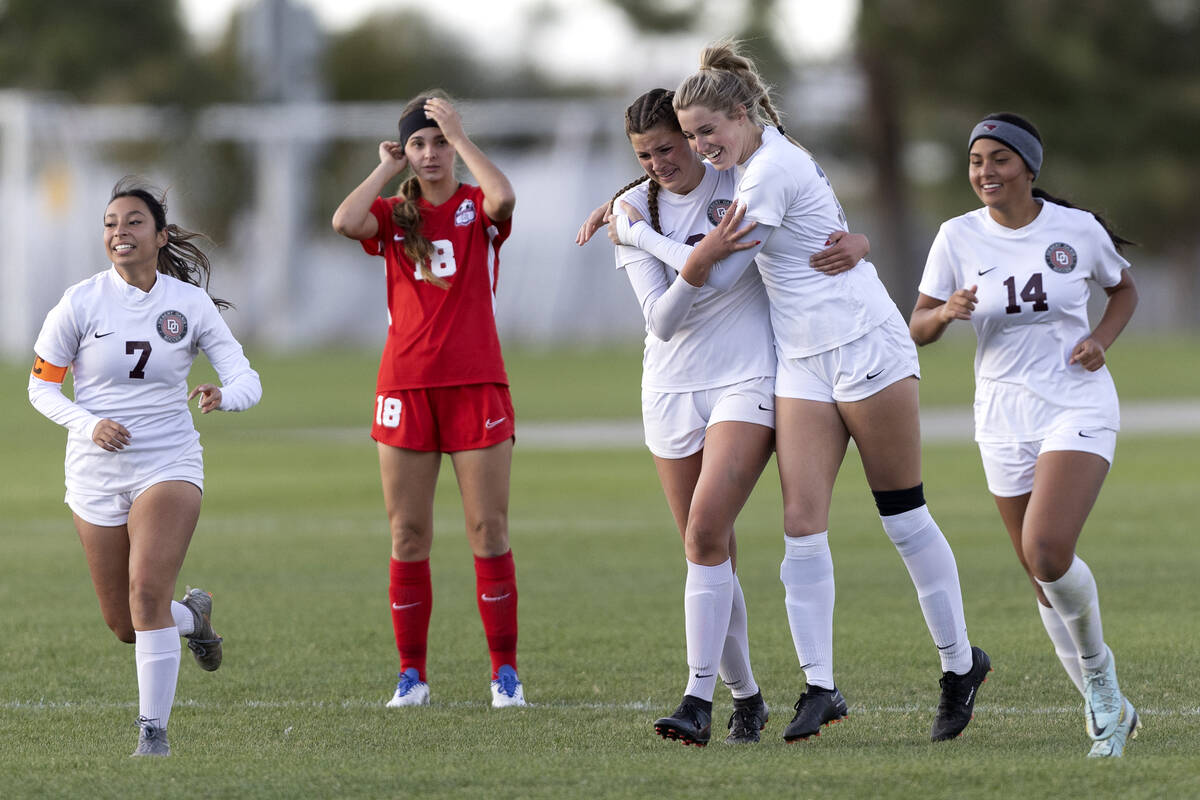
left=911, top=112, right=1140, bottom=758
left=28, top=177, right=262, bottom=757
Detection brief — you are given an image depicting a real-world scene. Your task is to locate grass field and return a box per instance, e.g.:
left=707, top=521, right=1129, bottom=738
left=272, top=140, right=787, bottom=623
left=1, top=335, right=1199, bottom=798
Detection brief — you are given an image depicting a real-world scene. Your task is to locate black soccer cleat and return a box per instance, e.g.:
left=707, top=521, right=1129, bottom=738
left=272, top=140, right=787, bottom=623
left=782, top=685, right=848, bottom=741
left=653, top=695, right=712, bottom=747
left=725, top=691, right=769, bottom=744
left=931, top=645, right=992, bottom=741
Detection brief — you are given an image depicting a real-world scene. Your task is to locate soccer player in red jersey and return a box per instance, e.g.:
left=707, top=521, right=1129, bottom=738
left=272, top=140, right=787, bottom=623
left=333, top=92, right=524, bottom=708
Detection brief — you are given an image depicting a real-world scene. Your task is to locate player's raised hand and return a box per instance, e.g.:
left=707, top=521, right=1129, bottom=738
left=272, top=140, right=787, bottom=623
left=379, top=141, right=407, bottom=172
left=424, top=98, right=466, bottom=145
left=576, top=202, right=612, bottom=246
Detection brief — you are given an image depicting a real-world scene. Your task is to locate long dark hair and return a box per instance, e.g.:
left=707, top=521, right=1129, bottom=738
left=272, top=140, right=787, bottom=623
left=109, top=177, right=231, bottom=309
left=392, top=89, right=454, bottom=289
left=982, top=112, right=1135, bottom=253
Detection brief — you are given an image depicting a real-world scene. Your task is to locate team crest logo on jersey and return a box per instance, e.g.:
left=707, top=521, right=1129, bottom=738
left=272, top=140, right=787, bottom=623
left=707, top=198, right=733, bottom=226
left=1045, top=242, right=1077, bottom=273
left=454, top=199, right=477, bottom=227
left=156, top=310, right=188, bottom=343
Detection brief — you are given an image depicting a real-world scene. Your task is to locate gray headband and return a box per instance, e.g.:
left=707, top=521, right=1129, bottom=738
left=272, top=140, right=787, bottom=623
left=968, top=119, right=1043, bottom=179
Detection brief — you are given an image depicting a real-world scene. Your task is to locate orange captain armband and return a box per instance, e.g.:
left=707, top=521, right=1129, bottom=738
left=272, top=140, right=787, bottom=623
left=32, top=356, right=68, bottom=383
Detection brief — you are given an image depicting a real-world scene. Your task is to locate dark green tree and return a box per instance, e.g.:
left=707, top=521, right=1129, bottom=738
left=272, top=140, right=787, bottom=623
left=0, top=0, right=225, bottom=103
left=857, top=0, right=1200, bottom=318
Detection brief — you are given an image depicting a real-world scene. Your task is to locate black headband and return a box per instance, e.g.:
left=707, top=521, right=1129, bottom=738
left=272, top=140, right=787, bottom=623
left=398, top=106, right=440, bottom=146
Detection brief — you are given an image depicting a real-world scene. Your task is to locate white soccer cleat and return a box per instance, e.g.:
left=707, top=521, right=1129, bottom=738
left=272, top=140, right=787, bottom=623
left=386, top=668, right=430, bottom=707
left=490, top=664, right=526, bottom=708
left=1087, top=697, right=1140, bottom=758
left=1082, top=646, right=1123, bottom=741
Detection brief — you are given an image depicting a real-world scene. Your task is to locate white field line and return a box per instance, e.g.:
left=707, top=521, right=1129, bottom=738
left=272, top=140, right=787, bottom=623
left=5, top=698, right=1200, bottom=716
left=271, top=400, right=1200, bottom=450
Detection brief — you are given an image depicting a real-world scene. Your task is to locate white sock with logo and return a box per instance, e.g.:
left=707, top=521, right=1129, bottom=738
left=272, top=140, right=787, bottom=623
left=170, top=601, right=194, bottom=637
left=1036, top=599, right=1085, bottom=695
left=1035, top=555, right=1107, bottom=673
left=779, top=533, right=836, bottom=690
left=719, top=573, right=759, bottom=700
left=879, top=506, right=972, bottom=675
left=682, top=558, right=734, bottom=702
left=135, top=626, right=181, bottom=729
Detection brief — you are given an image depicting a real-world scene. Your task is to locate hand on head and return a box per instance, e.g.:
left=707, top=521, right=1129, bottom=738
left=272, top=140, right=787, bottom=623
left=379, top=141, right=407, bottom=172
left=423, top=98, right=465, bottom=144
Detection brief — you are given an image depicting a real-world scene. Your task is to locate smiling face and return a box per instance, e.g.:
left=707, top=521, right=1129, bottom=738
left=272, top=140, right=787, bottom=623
left=404, top=126, right=456, bottom=187
left=628, top=124, right=705, bottom=194
left=676, top=104, right=756, bottom=170
left=103, top=195, right=167, bottom=273
left=968, top=138, right=1035, bottom=213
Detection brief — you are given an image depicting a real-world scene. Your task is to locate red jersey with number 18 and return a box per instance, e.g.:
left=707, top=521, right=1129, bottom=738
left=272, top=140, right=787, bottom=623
left=361, top=184, right=511, bottom=391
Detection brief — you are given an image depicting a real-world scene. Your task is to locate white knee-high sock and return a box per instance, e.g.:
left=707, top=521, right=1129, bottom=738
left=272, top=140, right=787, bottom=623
left=879, top=506, right=972, bottom=675
left=135, top=627, right=181, bottom=729
left=170, top=601, right=194, bottom=637
left=719, top=574, right=759, bottom=700
left=1036, top=600, right=1085, bottom=695
left=779, top=533, right=835, bottom=690
left=683, top=559, right=734, bottom=702
left=1036, top=555, right=1106, bottom=672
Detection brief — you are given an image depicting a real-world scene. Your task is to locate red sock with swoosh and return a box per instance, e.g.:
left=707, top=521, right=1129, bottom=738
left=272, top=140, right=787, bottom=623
left=474, top=550, right=518, bottom=678
left=389, top=558, right=432, bottom=681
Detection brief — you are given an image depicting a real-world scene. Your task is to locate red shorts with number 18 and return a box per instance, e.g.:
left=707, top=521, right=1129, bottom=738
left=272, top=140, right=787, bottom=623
left=371, top=383, right=515, bottom=453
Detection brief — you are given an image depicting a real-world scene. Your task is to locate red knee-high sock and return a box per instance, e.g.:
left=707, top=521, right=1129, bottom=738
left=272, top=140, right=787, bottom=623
left=389, top=558, right=432, bottom=681
left=474, top=550, right=518, bottom=678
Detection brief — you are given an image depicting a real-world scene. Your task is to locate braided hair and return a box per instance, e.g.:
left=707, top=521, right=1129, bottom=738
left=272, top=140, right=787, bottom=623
left=608, top=88, right=682, bottom=233
left=982, top=112, right=1135, bottom=252
left=392, top=90, right=453, bottom=289
left=109, top=177, right=230, bottom=310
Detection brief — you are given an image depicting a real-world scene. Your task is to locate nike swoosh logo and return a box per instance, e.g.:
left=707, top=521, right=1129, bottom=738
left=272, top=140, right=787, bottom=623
left=1078, top=431, right=1097, bottom=438
left=758, top=404, right=773, bottom=412
left=694, top=673, right=713, bottom=679
left=481, top=592, right=511, bottom=602
left=978, top=267, right=997, bottom=275
left=392, top=602, right=421, bottom=610
left=485, top=417, right=507, bottom=429
left=393, top=234, right=404, bottom=241
left=94, top=332, right=115, bottom=338
left=1087, top=705, right=1108, bottom=738
left=866, top=369, right=885, bottom=380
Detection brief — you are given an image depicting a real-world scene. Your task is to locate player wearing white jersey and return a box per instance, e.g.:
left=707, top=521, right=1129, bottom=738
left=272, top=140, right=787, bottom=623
left=911, top=112, right=1139, bottom=758
left=615, top=41, right=990, bottom=744
left=27, top=178, right=261, bottom=757
left=578, top=88, right=869, bottom=746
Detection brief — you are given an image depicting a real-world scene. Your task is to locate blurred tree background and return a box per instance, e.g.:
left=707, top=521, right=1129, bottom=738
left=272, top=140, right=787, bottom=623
left=855, top=0, right=1200, bottom=313
left=2, top=0, right=1198, bottom=341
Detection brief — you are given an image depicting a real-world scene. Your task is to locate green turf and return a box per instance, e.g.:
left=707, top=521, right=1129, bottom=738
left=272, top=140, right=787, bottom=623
left=2, top=339, right=1198, bottom=798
